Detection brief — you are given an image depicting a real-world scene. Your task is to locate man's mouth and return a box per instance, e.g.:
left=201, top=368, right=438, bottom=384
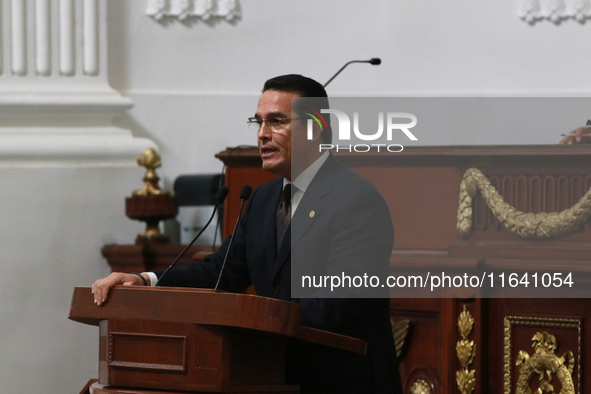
left=260, top=147, right=278, bottom=159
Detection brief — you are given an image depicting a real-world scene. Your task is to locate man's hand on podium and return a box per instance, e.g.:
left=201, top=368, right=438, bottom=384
left=91, top=272, right=149, bottom=306
left=560, top=127, right=591, bottom=144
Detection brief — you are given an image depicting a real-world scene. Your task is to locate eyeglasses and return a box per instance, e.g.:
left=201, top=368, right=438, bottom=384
left=247, top=117, right=301, bottom=133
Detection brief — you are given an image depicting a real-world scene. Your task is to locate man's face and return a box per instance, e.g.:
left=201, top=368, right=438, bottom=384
left=255, top=90, right=300, bottom=180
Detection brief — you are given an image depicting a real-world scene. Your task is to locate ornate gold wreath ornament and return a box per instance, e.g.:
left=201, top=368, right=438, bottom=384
left=456, top=306, right=476, bottom=394
left=515, top=332, right=575, bottom=394
left=457, top=168, right=591, bottom=239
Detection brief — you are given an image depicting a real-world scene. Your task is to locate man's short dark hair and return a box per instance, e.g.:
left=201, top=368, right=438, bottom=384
left=263, top=74, right=332, bottom=144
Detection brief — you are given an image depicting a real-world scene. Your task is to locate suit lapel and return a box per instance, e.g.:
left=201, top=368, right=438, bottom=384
left=273, top=155, right=338, bottom=276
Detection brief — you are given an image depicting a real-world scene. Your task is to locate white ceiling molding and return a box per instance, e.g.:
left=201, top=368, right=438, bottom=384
left=518, top=0, right=591, bottom=23
left=146, top=0, right=240, bottom=22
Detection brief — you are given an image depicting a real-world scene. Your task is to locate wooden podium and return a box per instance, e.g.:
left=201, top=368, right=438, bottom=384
left=69, top=286, right=366, bottom=394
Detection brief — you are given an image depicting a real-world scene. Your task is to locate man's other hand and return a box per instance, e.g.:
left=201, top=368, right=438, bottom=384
left=560, top=127, right=591, bottom=144
left=91, top=272, right=150, bottom=306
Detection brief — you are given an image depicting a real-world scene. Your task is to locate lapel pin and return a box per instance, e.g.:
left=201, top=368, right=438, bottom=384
left=309, top=210, right=315, bottom=218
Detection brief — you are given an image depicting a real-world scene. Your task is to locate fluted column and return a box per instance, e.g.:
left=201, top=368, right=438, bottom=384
left=2, top=0, right=111, bottom=81
left=59, top=0, right=75, bottom=75
left=0, top=0, right=155, bottom=167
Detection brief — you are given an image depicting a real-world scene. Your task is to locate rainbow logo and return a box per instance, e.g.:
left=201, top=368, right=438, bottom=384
left=303, top=107, right=328, bottom=132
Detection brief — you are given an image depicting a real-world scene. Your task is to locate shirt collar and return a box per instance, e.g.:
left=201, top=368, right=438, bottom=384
left=283, top=151, right=329, bottom=192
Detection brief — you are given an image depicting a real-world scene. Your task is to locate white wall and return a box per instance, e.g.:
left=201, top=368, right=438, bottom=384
left=0, top=168, right=146, bottom=393
left=108, top=0, right=591, bottom=184
left=3, top=0, right=591, bottom=393
left=113, top=0, right=591, bottom=93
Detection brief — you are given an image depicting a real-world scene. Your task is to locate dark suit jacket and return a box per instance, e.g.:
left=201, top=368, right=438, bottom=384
left=158, top=154, right=402, bottom=393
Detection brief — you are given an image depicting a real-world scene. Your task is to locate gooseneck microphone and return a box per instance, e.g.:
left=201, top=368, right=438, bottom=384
left=323, top=58, right=382, bottom=88
left=157, top=186, right=229, bottom=286
left=214, top=185, right=252, bottom=290
left=239, top=185, right=253, bottom=201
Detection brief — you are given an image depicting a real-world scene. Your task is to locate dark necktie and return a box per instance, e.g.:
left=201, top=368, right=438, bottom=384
left=276, top=184, right=295, bottom=248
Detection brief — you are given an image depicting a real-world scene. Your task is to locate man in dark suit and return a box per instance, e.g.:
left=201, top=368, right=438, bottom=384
left=93, top=75, right=402, bottom=393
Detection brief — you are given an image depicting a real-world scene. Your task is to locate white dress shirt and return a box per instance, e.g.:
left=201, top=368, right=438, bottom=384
left=285, top=151, right=329, bottom=217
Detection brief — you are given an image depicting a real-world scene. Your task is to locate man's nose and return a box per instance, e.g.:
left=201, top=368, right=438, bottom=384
left=257, top=122, right=272, bottom=139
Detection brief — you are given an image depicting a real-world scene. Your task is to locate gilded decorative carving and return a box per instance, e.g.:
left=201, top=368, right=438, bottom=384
left=392, top=319, right=411, bottom=359
left=504, top=316, right=581, bottom=394
left=133, top=148, right=170, bottom=196
left=410, top=379, right=432, bottom=394
left=457, top=168, right=591, bottom=239
left=515, top=332, right=575, bottom=394
left=456, top=306, right=476, bottom=394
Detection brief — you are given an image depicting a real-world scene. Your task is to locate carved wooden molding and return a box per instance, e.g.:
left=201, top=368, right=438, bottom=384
left=518, top=0, right=591, bottom=23
left=109, top=332, right=188, bottom=372
left=146, top=0, right=240, bottom=21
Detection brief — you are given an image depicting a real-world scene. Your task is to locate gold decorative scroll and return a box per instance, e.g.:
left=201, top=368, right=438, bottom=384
left=504, top=316, right=581, bottom=394
left=457, top=168, right=591, bottom=239
left=515, top=332, right=575, bottom=394
left=456, top=306, right=476, bottom=394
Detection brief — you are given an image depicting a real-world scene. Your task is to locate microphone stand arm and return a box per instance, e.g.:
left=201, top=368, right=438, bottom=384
left=323, top=60, right=369, bottom=88
left=157, top=197, right=224, bottom=285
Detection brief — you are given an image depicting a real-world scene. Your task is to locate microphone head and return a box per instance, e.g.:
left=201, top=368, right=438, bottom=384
left=369, top=58, right=381, bottom=65
left=240, top=186, right=253, bottom=201
left=216, top=186, right=229, bottom=202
